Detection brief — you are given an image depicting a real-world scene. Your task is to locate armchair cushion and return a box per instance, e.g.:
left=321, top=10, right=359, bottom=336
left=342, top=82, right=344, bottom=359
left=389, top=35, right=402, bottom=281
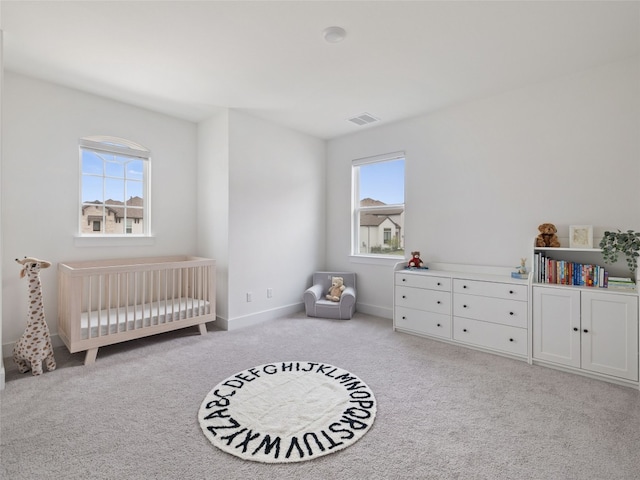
left=304, top=272, right=356, bottom=320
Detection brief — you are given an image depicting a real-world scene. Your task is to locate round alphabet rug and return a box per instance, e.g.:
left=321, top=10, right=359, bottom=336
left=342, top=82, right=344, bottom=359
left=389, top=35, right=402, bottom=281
left=198, top=361, right=376, bottom=463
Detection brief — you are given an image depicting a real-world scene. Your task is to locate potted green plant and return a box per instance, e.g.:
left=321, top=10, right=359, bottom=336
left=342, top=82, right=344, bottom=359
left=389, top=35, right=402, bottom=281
left=599, top=230, right=640, bottom=274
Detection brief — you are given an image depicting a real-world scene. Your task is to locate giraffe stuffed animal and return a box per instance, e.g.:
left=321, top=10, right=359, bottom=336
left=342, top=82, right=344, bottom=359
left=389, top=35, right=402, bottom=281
left=13, top=257, right=56, bottom=375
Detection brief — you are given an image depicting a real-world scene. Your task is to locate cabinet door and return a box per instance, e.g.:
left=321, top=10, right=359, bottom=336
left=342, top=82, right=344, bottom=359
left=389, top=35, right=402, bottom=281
left=581, top=292, right=639, bottom=381
left=533, top=286, right=581, bottom=368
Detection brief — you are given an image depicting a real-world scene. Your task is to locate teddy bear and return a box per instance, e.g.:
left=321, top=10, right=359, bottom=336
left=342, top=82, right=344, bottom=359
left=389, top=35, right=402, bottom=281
left=408, top=251, right=424, bottom=268
left=326, top=276, right=346, bottom=302
left=536, top=223, right=561, bottom=247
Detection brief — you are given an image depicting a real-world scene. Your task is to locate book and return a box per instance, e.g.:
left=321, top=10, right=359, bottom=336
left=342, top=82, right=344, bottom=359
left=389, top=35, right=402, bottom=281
left=608, top=277, right=634, bottom=283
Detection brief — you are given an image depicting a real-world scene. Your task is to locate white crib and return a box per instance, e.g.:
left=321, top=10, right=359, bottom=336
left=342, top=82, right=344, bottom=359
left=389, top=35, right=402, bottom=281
left=58, top=256, right=216, bottom=365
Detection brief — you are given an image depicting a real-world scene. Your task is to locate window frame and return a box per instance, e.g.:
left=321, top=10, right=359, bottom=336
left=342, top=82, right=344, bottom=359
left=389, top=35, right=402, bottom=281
left=351, top=152, right=405, bottom=259
left=78, top=136, right=151, bottom=238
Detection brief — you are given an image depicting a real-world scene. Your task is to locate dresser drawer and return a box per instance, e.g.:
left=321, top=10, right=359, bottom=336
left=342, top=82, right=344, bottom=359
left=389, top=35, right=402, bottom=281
left=453, top=293, right=527, bottom=328
left=395, top=286, right=451, bottom=315
left=395, top=273, right=451, bottom=291
left=453, top=317, right=527, bottom=356
left=453, top=279, right=527, bottom=301
left=395, top=307, right=451, bottom=339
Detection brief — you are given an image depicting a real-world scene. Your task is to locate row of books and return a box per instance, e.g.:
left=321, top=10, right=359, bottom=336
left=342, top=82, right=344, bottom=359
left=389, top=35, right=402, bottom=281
left=534, top=252, right=609, bottom=287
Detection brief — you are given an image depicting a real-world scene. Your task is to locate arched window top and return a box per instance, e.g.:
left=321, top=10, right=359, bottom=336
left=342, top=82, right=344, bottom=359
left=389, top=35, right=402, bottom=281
left=80, top=135, right=150, bottom=159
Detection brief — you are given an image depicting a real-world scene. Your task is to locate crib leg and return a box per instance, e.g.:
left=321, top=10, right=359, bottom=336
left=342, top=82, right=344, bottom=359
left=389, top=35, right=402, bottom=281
left=198, top=323, right=207, bottom=335
left=84, top=348, right=99, bottom=365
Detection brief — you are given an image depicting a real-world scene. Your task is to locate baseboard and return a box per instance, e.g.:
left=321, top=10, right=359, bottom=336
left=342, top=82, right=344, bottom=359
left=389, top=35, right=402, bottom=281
left=355, top=302, right=392, bottom=320
left=225, top=303, right=305, bottom=330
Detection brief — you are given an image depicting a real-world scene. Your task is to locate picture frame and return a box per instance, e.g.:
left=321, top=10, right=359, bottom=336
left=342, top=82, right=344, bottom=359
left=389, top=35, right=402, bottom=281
left=569, top=225, right=593, bottom=249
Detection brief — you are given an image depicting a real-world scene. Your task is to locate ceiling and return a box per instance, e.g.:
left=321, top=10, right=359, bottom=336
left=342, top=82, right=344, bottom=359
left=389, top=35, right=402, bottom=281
left=2, top=1, right=639, bottom=139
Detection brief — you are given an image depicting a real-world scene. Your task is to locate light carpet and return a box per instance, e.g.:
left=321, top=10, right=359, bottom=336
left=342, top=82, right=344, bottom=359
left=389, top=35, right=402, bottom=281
left=198, top=361, right=376, bottom=463
left=2, top=312, right=640, bottom=479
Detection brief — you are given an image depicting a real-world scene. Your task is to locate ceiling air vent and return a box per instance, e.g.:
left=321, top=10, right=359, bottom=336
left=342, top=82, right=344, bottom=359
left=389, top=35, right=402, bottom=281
left=348, top=113, right=380, bottom=126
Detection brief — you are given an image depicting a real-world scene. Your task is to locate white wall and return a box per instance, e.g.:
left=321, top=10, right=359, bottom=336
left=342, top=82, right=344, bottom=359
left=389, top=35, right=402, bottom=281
left=327, top=56, right=640, bottom=318
left=0, top=31, right=5, bottom=387
left=1, top=72, right=199, bottom=346
left=197, top=110, right=230, bottom=321
left=225, top=110, right=326, bottom=327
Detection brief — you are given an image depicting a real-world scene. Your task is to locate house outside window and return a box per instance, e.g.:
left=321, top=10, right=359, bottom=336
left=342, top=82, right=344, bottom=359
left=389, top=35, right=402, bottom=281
left=352, top=153, right=405, bottom=256
left=79, top=136, right=150, bottom=236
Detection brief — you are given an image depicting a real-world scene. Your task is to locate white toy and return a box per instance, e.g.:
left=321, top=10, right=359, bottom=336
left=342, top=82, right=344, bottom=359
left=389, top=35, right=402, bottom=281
left=13, top=257, right=56, bottom=375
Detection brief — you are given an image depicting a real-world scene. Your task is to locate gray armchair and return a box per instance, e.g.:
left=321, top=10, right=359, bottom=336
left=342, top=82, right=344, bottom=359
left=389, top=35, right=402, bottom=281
left=304, top=272, right=356, bottom=320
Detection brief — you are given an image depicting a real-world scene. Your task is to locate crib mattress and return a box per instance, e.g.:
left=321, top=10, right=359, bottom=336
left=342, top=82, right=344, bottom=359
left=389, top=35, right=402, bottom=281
left=81, top=297, right=210, bottom=339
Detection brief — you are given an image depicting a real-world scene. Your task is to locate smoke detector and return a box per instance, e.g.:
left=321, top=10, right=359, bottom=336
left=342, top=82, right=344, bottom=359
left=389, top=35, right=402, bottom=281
left=323, top=26, right=347, bottom=43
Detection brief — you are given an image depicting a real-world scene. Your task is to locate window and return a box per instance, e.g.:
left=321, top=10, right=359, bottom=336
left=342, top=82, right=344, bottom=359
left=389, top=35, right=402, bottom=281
left=79, top=136, right=150, bottom=236
left=352, top=153, right=405, bottom=256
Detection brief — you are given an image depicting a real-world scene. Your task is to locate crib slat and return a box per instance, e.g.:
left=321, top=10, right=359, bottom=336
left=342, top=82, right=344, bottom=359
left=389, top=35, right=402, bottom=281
left=98, top=275, right=103, bottom=337
left=157, top=269, right=161, bottom=325
left=178, top=268, right=183, bottom=319
left=105, top=273, right=111, bottom=336
left=133, top=271, right=138, bottom=327
left=116, top=272, right=122, bottom=333
left=190, top=267, right=195, bottom=317
left=163, top=268, right=168, bottom=323
left=198, top=266, right=202, bottom=314
left=87, top=276, right=93, bottom=339
left=124, top=272, right=130, bottom=332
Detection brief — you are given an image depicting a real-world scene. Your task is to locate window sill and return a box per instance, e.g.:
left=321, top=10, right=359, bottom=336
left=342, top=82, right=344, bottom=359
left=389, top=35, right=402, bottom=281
left=349, top=255, right=406, bottom=266
left=74, top=235, right=156, bottom=247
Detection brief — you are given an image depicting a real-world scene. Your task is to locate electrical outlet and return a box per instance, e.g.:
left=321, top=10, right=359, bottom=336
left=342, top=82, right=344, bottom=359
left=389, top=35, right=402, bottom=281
left=267, top=288, right=273, bottom=298
left=246, top=292, right=252, bottom=302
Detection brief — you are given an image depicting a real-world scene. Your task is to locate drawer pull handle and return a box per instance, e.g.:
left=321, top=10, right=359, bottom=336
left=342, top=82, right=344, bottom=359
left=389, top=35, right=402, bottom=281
left=573, top=327, right=579, bottom=332
left=463, top=328, right=468, bottom=332
left=509, top=338, right=514, bottom=342
left=463, top=305, right=468, bottom=308
left=583, top=329, right=589, bottom=333
left=437, top=282, right=441, bottom=286
left=509, top=290, right=514, bottom=294
left=463, top=285, right=468, bottom=289
left=402, top=278, right=406, bottom=282
left=437, top=323, right=441, bottom=327
left=437, top=301, right=441, bottom=304
left=402, top=316, right=406, bottom=320
left=402, top=295, right=406, bottom=299
left=509, top=312, right=514, bottom=316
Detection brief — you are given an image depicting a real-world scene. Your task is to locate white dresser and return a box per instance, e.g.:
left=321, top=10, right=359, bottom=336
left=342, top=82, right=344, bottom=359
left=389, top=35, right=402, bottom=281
left=394, top=262, right=531, bottom=361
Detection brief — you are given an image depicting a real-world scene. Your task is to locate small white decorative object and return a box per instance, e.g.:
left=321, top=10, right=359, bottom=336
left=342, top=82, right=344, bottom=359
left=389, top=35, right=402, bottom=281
left=511, top=258, right=528, bottom=279
left=570, top=225, right=593, bottom=249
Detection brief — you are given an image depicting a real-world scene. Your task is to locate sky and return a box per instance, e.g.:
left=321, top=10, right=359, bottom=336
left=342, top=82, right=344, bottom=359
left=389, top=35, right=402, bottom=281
left=81, top=150, right=403, bottom=206
left=359, top=158, right=405, bottom=204
left=81, top=150, right=144, bottom=203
